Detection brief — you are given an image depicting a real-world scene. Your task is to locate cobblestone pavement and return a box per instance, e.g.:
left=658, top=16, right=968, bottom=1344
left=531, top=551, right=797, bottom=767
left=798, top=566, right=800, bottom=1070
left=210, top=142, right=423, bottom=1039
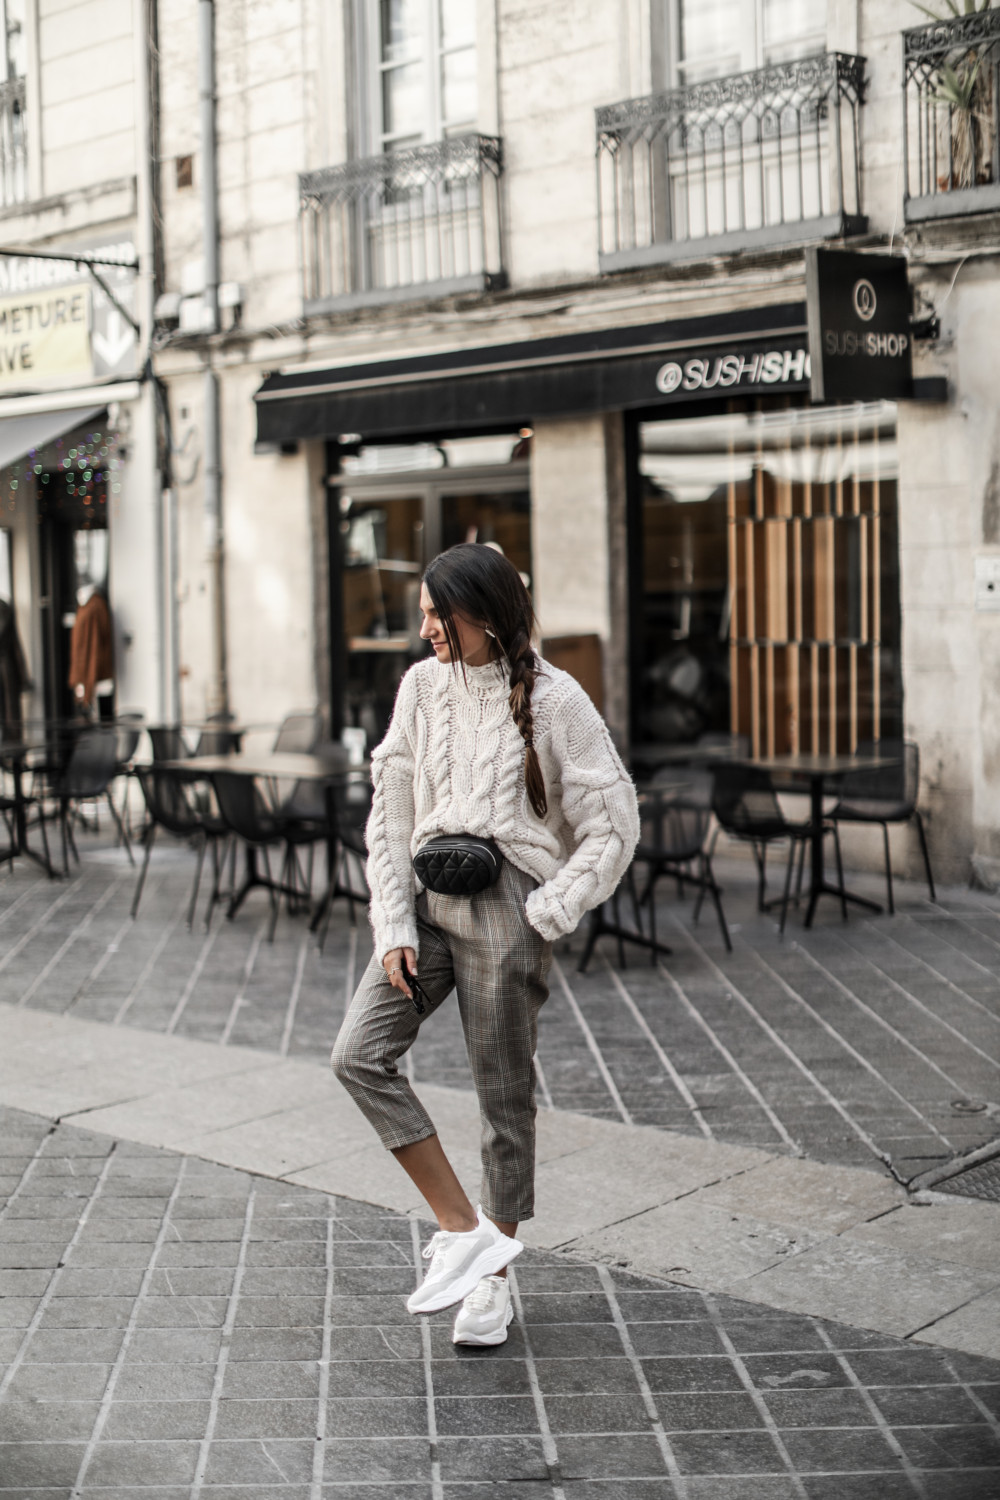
left=0, top=836, right=998, bottom=1184
left=1, top=1107, right=999, bottom=1499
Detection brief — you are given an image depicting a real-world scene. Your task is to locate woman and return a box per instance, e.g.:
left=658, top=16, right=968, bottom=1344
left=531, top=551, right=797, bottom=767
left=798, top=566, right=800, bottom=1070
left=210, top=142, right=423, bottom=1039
left=332, top=544, right=639, bottom=1346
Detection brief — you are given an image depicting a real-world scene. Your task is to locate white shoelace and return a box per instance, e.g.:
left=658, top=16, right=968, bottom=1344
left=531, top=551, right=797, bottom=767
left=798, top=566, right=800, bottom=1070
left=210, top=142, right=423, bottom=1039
left=420, top=1229, right=462, bottom=1272
left=464, top=1275, right=503, bottom=1313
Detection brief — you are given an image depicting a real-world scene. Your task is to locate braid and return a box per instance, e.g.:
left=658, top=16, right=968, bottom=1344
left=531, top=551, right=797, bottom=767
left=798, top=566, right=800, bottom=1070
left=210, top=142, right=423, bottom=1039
left=507, top=628, right=547, bottom=819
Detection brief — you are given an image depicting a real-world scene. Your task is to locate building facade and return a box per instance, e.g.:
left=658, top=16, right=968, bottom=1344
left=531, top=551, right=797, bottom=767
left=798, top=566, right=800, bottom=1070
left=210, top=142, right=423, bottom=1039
left=143, top=0, right=1000, bottom=883
left=0, top=0, right=161, bottom=729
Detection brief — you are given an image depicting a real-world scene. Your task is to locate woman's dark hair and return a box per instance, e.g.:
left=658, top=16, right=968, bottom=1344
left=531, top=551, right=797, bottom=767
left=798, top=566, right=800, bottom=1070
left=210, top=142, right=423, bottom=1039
left=423, top=543, right=547, bottom=818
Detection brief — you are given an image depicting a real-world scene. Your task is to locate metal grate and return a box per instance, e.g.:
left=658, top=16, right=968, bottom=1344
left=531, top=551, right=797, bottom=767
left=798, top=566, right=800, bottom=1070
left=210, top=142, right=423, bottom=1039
left=935, top=1154, right=1000, bottom=1203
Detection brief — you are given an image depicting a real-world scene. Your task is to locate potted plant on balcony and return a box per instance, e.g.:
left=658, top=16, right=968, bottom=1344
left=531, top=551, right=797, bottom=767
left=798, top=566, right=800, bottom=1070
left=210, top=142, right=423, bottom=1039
left=912, top=0, right=997, bottom=190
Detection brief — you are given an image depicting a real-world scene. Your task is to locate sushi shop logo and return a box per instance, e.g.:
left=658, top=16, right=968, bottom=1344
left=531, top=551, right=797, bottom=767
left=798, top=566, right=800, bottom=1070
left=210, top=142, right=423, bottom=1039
left=655, top=346, right=810, bottom=396
left=853, top=278, right=877, bottom=322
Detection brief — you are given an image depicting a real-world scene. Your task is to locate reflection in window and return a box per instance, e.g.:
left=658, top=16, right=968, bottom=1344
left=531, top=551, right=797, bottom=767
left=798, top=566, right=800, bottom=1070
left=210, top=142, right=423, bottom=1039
left=374, top=0, right=477, bottom=150
left=636, top=401, right=902, bottom=759
left=676, top=0, right=826, bottom=80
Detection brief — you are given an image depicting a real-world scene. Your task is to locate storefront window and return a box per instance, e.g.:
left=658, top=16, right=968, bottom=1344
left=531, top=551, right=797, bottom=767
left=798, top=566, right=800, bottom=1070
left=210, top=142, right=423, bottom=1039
left=634, top=400, right=902, bottom=760
left=333, top=435, right=530, bottom=742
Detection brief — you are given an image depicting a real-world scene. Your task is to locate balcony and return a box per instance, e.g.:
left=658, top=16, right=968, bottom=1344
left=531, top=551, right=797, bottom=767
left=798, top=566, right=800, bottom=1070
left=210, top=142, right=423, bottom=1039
left=0, top=77, right=27, bottom=210
left=903, top=9, right=1000, bottom=223
left=596, top=53, right=866, bottom=272
left=299, top=134, right=505, bottom=314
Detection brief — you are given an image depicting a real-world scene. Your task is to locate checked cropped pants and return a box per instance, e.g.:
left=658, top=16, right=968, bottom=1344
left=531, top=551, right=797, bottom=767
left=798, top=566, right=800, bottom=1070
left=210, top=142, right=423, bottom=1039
left=331, top=861, right=552, bottom=1222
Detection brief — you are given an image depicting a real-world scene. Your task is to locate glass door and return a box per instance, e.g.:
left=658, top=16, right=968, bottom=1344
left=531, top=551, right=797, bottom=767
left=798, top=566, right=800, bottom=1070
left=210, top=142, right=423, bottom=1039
left=332, top=460, right=531, bottom=745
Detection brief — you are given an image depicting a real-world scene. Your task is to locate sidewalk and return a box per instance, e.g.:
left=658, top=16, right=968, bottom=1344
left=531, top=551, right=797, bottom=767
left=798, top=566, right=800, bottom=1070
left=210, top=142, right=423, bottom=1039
left=1, top=836, right=999, bottom=1494
left=3, top=1105, right=999, bottom=1498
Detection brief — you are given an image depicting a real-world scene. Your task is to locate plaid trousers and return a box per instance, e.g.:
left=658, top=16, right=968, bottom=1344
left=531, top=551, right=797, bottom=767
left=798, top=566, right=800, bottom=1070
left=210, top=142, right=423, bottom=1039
left=331, top=860, right=552, bottom=1222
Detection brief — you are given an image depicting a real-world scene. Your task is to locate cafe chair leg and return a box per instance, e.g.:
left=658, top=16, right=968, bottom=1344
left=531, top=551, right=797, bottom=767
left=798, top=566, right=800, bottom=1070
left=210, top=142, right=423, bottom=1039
left=700, top=851, right=732, bottom=952
left=105, top=790, right=135, bottom=866
left=752, top=842, right=768, bottom=911
left=261, top=845, right=280, bottom=943
left=187, top=833, right=208, bottom=931
left=131, top=822, right=157, bottom=919
left=914, top=810, right=936, bottom=903
left=779, top=838, right=798, bottom=935
left=881, top=822, right=894, bottom=916
left=831, top=825, right=848, bottom=923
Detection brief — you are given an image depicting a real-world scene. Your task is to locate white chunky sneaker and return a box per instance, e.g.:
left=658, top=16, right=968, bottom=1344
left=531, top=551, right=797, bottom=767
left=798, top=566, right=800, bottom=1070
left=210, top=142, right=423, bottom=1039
left=452, top=1274, right=514, bottom=1346
left=406, top=1208, right=522, bottom=1315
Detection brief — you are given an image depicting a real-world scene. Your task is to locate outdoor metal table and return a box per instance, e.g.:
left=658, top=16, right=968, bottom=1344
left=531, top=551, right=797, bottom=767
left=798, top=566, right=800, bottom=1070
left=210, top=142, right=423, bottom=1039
left=157, top=752, right=368, bottom=930
left=742, top=751, right=902, bottom=927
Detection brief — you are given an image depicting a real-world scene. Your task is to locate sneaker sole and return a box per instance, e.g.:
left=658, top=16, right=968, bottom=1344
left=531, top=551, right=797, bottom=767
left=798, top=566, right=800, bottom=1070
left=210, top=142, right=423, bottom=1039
left=407, top=1238, right=523, bottom=1315
left=453, top=1301, right=515, bottom=1346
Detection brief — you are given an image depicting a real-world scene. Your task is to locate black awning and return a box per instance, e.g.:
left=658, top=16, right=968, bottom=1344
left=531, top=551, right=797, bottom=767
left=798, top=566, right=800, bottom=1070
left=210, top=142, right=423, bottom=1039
left=255, top=302, right=810, bottom=445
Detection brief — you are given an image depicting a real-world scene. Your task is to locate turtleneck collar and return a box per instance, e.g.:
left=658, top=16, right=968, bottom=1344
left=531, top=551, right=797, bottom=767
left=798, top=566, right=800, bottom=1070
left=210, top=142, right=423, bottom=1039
left=441, top=657, right=509, bottom=696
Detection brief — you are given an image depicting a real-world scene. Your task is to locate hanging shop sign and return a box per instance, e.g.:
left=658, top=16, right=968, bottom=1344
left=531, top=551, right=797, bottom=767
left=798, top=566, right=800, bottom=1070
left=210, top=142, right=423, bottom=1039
left=0, top=284, right=92, bottom=388
left=0, top=238, right=138, bottom=387
left=806, top=248, right=913, bottom=403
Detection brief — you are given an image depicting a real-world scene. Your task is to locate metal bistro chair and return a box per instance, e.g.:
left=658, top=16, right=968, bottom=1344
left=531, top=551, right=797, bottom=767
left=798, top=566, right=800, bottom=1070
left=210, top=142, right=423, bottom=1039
left=709, top=762, right=830, bottom=935
left=39, top=727, right=134, bottom=874
left=213, top=770, right=324, bottom=942
left=195, top=721, right=242, bottom=756
left=113, top=712, right=144, bottom=839
left=131, top=767, right=230, bottom=930
left=148, top=726, right=192, bottom=763
left=829, top=739, right=935, bottom=914
left=634, top=771, right=732, bottom=952
left=273, top=711, right=321, bottom=754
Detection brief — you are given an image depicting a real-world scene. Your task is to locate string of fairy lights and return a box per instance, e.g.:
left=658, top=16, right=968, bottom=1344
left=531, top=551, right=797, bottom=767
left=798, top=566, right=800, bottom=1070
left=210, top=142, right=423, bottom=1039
left=3, top=427, right=124, bottom=520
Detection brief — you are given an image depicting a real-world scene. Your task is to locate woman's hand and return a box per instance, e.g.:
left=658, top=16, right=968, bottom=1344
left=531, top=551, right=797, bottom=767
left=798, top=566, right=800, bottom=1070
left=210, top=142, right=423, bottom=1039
left=383, top=947, right=418, bottom=999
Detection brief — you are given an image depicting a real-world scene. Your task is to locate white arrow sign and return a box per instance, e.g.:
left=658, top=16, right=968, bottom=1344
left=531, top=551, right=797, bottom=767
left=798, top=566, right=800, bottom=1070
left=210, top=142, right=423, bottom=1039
left=92, top=309, right=134, bottom=370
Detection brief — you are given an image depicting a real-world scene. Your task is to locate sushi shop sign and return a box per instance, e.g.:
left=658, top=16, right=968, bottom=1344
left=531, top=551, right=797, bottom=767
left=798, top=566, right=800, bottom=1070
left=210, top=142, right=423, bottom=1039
left=806, top=247, right=913, bottom=402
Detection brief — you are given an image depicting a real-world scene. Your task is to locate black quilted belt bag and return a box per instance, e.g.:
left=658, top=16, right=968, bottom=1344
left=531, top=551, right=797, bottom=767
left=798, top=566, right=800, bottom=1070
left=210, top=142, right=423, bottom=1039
left=412, top=834, right=504, bottom=897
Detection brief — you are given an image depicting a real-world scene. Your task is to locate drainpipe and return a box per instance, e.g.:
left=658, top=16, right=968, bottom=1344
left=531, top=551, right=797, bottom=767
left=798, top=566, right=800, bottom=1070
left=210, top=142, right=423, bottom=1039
left=199, top=0, right=227, bottom=716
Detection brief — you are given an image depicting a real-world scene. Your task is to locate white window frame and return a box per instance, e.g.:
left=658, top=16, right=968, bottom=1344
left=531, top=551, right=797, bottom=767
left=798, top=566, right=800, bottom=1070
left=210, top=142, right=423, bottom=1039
left=361, top=0, right=477, bottom=156
left=663, top=0, right=830, bottom=86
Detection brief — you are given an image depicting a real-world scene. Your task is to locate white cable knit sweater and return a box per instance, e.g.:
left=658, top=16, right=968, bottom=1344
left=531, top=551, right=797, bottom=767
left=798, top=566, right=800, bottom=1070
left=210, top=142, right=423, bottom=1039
left=365, top=655, right=641, bottom=961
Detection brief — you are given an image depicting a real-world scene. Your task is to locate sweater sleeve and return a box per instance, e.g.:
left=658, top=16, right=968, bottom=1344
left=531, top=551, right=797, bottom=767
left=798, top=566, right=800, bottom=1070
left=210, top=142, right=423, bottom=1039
left=365, top=668, right=421, bottom=963
left=524, top=687, right=640, bottom=942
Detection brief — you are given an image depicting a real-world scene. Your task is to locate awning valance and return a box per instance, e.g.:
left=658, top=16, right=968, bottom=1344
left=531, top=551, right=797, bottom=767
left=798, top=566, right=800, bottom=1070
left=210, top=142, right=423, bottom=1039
left=254, top=303, right=810, bottom=446
left=0, top=404, right=104, bottom=472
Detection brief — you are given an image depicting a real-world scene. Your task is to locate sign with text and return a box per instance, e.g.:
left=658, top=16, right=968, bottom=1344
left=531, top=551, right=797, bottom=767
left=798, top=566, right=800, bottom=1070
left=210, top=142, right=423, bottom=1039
left=655, top=342, right=810, bottom=399
left=806, top=248, right=913, bottom=403
left=0, top=284, right=92, bottom=387
left=0, top=238, right=137, bottom=387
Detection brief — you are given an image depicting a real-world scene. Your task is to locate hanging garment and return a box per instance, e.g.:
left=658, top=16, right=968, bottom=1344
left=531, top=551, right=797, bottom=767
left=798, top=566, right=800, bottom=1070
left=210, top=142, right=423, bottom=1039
left=68, top=590, right=113, bottom=708
left=0, top=598, right=29, bottom=740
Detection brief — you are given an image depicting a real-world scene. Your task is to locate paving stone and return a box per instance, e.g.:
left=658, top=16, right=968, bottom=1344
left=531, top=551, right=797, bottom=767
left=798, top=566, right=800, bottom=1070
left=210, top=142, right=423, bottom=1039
left=200, top=1437, right=329, bottom=1484
left=4, top=1362, right=113, bottom=1400
left=84, top=1439, right=200, bottom=1485
left=435, top=1434, right=550, bottom=1481
left=0, top=1442, right=88, bottom=1485
left=100, top=1400, right=212, bottom=1440
left=558, top=1432, right=674, bottom=1479
left=211, top=1398, right=319, bottom=1439
left=0, top=1399, right=101, bottom=1441
left=325, top=1395, right=429, bottom=1437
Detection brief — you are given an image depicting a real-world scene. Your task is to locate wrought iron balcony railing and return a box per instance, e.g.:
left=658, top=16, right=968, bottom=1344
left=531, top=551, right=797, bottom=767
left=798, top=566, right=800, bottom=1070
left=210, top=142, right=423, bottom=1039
left=596, top=53, right=866, bottom=271
left=903, top=9, right=1000, bottom=222
left=0, top=78, right=27, bottom=210
left=299, top=134, right=505, bottom=313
